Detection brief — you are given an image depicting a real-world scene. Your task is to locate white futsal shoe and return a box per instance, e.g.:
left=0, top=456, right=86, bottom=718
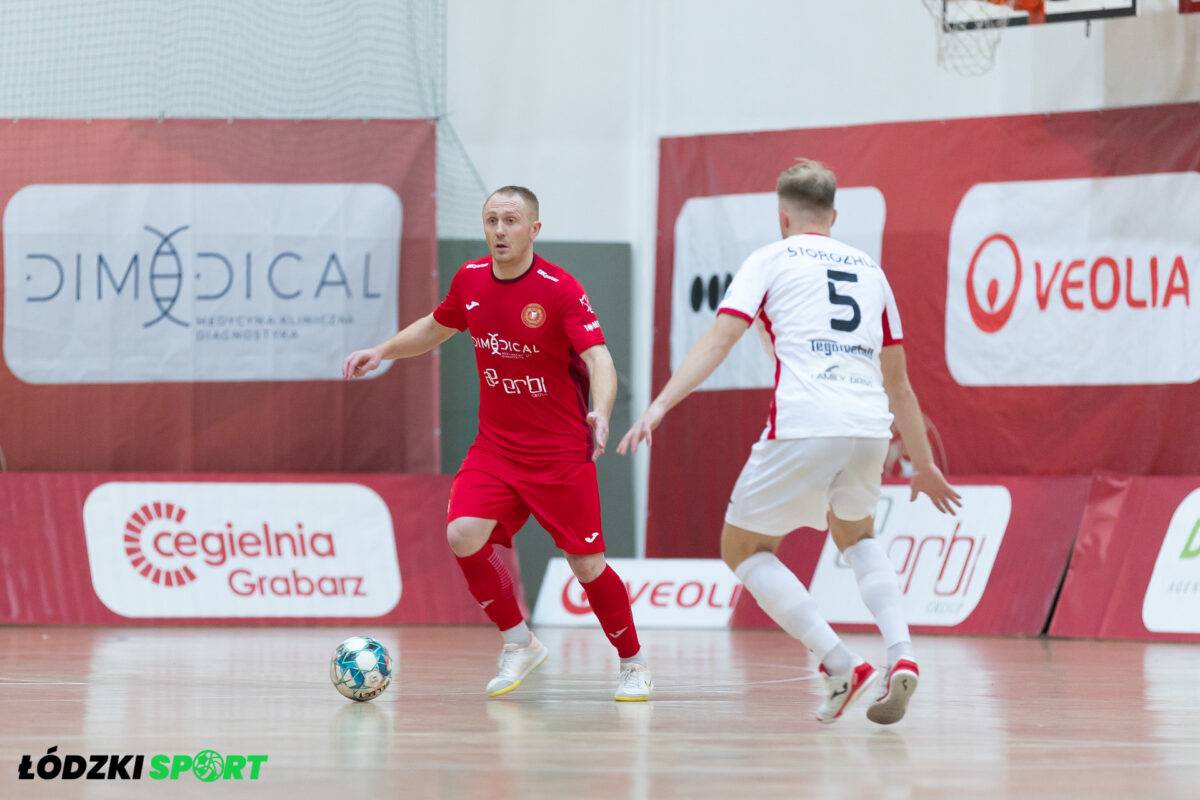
left=486, top=634, right=549, bottom=697
left=816, top=661, right=879, bottom=724
left=866, top=659, right=919, bottom=725
left=613, top=664, right=653, bottom=702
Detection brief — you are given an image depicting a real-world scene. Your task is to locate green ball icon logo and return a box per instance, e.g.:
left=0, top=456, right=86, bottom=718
left=193, top=750, right=224, bottom=782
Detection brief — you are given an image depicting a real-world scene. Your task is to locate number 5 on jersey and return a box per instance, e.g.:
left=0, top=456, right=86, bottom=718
left=827, top=269, right=861, bottom=332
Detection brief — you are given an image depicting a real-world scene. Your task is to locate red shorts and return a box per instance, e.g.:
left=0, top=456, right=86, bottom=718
left=447, top=445, right=606, bottom=555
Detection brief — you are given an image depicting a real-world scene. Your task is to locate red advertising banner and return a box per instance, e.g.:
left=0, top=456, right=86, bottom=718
left=0, top=119, right=439, bottom=474
left=651, top=104, right=1200, bottom=559
left=1182, top=1, right=1200, bottom=13
left=1049, top=474, right=1200, bottom=641
left=532, top=557, right=743, bottom=628
left=0, top=473, right=523, bottom=625
left=730, top=477, right=1091, bottom=636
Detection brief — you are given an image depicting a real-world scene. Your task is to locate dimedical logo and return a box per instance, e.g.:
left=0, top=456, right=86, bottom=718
left=809, top=486, right=1012, bottom=626
left=471, top=332, right=541, bottom=359
left=671, top=188, right=886, bottom=391
left=532, top=558, right=742, bottom=628
left=3, top=183, right=401, bottom=384
left=946, top=173, right=1200, bottom=386
left=1142, top=488, right=1200, bottom=633
left=83, top=482, right=401, bottom=618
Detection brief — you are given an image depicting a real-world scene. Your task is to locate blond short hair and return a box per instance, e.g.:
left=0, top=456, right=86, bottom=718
left=776, top=159, right=836, bottom=215
left=487, top=185, right=540, bottom=221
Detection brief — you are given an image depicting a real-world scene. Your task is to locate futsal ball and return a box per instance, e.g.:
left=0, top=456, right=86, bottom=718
left=330, top=636, right=392, bottom=701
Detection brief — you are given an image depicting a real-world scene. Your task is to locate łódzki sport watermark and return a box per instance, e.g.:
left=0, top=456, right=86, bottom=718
left=18, top=746, right=268, bottom=782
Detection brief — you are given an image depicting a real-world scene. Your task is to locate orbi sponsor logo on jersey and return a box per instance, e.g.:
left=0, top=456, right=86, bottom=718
left=82, top=482, right=401, bottom=618
left=3, top=183, right=401, bottom=384
left=946, top=173, right=1199, bottom=386
left=532, top=558, right=742, bottom=628
left=671, top=187, right=885, bottom=390
left=809, top=486, right=1011, bottom=626
left=1142, top=489, right=1200, bottom=633
left=483, top=368, right=547, bottom=397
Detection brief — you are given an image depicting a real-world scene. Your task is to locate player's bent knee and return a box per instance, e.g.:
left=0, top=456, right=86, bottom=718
left=446, top=518, right=493, bottom=557
left=720, top=523, right=773, bottom=572
left=564, top=552, right=606, bottom=584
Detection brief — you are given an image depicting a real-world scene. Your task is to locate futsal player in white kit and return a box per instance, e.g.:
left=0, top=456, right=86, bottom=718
left=618, top=159, right=961, bottom=724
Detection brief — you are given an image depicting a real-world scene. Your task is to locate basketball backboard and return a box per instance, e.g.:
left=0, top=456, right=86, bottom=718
left=944, top=0, right=1138, bottom=29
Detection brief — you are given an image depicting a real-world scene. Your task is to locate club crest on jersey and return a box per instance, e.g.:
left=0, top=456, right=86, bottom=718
left=521, top=303, right=547, bottom=328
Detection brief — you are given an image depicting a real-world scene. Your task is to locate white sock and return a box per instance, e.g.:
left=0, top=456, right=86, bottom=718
left=844, top=538, right=912, bottom=663
left=501, top=621, right=531, bottom=647
left=887, top=642, right=915, bottom=666
left=734, top=552, right=842, bottom=663
left=821, top=643, right=856, bottom=676
left=620, top=649, right=647, bottom=669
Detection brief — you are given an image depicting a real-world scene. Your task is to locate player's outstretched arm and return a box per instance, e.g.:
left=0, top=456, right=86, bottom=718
left=580, top=344, right=617, bottom=462
left=342, top=313, right=457, bottom=380
left=880, top=344, right=963, bottom=515
left=617, top=313, right=749, bottom=455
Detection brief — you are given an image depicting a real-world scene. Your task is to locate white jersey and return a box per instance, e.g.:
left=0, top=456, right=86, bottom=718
left=717, top=233, right=903, bottom=441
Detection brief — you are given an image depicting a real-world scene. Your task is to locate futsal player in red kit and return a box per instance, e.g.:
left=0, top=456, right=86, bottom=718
left=343, top=186, right=651, bottom=701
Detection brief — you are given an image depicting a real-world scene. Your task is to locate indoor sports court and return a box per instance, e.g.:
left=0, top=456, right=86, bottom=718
left=3, top=627, right=1198, bottom=799
left=1, top=2, right=1198, bottom=799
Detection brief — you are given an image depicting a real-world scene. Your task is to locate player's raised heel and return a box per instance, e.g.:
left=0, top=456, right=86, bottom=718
left=866, top=659, right=919, bottom=725
left=486, top=634, right=549, bottom=697
left=613, top=664, right=652, bottom=701
left=815, top=661, right=878, bottom=724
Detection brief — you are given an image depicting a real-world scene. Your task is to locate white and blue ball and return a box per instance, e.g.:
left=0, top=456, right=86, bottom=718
left=330, top=636, right=392, bottom=701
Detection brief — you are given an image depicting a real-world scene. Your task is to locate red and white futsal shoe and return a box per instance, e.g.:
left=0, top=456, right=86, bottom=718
left=816, top=661, right=879, bottom=724
left=866, top=658, right=919, bottom=725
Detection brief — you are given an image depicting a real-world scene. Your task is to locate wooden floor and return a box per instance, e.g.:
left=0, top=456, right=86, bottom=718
left=1, top=626, right=1198, bottom=799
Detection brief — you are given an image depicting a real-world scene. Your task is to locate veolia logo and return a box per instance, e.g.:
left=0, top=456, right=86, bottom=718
left=531, top=558, right=742, bottom=628
left=966, top=234, right=1021, bottom=333
left=946, top=173, right=1200, bottom=387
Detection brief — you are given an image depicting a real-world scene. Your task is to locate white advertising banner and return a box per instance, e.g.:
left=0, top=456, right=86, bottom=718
left=532, top=558, right=742, bottom=628
left=670, top=187, right=886, bottom=391
left=946, top=172, right=1200, bottom=386
left=3, top=183, right=401, bottom=383
left=809, top=486, right=1012, bottom=627
left=1142, top=489, right=1200, bottom=633
left=82, top=482, right=401, bottom=618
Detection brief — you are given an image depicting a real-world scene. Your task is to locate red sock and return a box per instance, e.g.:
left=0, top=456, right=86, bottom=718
left=455, top=544, right=524, bottom=631
left=582, top=564, right=641, bottom=659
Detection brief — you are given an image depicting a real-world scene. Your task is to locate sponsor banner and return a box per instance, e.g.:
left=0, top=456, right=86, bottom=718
left=670, top=188, right=885, bottom=391
left=0, top=120, right=439, bottom=474
left=1144, top=489, right=1200, bottom=632
left=650, top=105, right=1200, bottom=558
left=83, top=482, right=400, bottom=617
left=1050, top=474, right=1200, bottom=641
left=730, top=477, right=1090, bottom=636
left=4, top=183, right=401, bottom=384
left=946, top=173, right=1200, bottom=386
left=0, top=473, right=523, bottom=625
left=808, top=486, right=1011, bottom=627
left=532, top=558, right=742, bottom=628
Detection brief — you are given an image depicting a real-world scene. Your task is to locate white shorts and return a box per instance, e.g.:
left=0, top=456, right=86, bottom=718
left=725, top=437, right=889, bottom=537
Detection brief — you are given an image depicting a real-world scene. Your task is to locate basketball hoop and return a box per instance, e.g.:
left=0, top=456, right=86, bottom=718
left=921, top=0, right=1045, bottom=76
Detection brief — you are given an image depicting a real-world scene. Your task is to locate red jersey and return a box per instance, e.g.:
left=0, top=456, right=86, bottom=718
left=433, top=253, right=606, bottom=462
